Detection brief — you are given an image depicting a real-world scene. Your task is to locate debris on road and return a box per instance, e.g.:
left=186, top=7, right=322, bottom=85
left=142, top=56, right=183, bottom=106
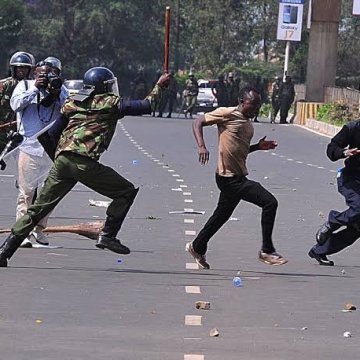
left=344, top=303, right=356, bottom=311
left=343, top=331, right=352, bottom=338
left=195, top=301, right=210, bottom=310
left=209, top=328, right=219, bottom=337
left=301, top=327, right=308, bottom=331
left=89, top=199, right=110, bottom=208
left=232, top=277, right=243, bottom=287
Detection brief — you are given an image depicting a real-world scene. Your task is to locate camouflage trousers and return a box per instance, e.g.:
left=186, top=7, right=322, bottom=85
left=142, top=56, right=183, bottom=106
left=12, top=152, right=137, bottom=238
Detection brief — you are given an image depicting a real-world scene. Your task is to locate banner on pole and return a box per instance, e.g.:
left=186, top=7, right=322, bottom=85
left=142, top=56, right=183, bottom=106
left=353, top=0, right=360, bottom=15
left=277, top=0, right=305, bottom=41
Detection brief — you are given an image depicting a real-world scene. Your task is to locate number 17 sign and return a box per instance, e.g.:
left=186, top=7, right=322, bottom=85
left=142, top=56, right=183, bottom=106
left=277, top=0, right=305, bottom=42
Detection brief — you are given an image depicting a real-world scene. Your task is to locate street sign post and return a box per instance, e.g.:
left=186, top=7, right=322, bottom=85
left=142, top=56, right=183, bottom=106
left=353, top=0, right=360, bottom=15
left=277, top=0, right=305, bottom=80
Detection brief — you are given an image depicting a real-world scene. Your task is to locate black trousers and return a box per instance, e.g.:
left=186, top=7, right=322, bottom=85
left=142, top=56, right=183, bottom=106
left=312, top=226, right=360, bottom=255
left=280, top=99, right=292, bottom=123
left=313, top=169, right=360, bottom=255
left=192, top=174, right=278, bottom=255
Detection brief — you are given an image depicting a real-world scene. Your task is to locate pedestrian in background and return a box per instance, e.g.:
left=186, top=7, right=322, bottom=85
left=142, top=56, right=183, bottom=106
left=184, top=73, right=198, bottom=118
left=211, top=74, right=228, bottom=107
left=279, top=75, right=295, bottom=124
left=270, top=76, right=281, bottom=124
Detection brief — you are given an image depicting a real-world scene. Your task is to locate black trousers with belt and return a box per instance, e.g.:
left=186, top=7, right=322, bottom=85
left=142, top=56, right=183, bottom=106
left=192, top=173, right=278, bottom=255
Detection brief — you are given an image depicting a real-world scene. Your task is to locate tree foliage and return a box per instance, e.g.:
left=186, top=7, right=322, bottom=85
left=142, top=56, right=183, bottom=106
left=0, top=0, right=359, bottom=93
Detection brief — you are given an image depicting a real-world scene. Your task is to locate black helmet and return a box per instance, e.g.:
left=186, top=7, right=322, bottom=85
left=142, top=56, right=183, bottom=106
left=83, top=67, right=118, bottom=95
left=44, top=56, right=62, bottom=74
left=9, top=52, right=33, bottom=79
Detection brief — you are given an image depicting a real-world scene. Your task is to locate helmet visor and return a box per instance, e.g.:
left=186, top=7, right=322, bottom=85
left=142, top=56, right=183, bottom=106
left=105, top=77, right=119, bottom=96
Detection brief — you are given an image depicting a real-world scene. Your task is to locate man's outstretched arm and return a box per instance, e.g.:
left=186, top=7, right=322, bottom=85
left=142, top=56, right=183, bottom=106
left=192, top=116, right=209, bottom=165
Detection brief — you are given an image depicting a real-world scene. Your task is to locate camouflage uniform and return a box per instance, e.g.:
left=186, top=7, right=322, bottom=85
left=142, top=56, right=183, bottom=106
left=0, top=77, right=18, bottom=152
left=11, top=85, right=163, bottom=240
left=184, top=77, right=199, bottom=117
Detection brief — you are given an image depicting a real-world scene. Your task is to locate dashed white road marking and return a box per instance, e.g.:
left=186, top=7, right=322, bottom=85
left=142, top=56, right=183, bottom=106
left=185, top=315, right=202, bottom=326
left=176, top=179, right=184, bottom=182
left=184, top=354, right=204, bottom=360
left=186, top=263, right=199, bottom=270
left=185, top=230, right=196, bottom=236
left=180, top=185, right=188, bottom=188
left=183, top=192, right=192, bottom=196
left=184, top=219, right=194, bottom=224
left=184, top=199, right=193, bottom=203
left=185, top=286, right=201, bottom=294
left=184, top=208, right=194, bottom=212
left=173, top=174, right=180, bottom=177
left=168, top=169, right=175, bottom=172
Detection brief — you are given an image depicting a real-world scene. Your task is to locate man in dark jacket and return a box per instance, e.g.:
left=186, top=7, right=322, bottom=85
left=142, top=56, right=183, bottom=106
left=309, top=120, right=360, bottom=265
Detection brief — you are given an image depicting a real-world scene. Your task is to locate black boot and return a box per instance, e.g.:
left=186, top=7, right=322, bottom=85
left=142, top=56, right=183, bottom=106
left=0, top=233, right=24, bottom=267
left=95, top=188, right=138, bottom=255
left=308, top=248, right=334, bottom=266
left=96, top=233, right=130, bottom=254
left=316, top=222, right=339, bottom=245
left=96, top=215, right=131, bottom=254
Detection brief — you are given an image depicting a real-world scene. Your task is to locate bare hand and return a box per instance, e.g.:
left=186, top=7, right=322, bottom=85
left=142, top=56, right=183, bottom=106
left=344, top=148, right=360, bottom=157
left=198, top=146, right=209, bottom=165
left=156, top=73, right=171, bottom=88
left=258, top=136, right=278, bottom=150
left=35, top=73, right=48, bottom=89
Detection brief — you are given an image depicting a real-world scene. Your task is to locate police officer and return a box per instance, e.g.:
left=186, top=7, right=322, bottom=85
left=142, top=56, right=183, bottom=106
left=0, top=67, right=169, bottom=267
left=270, top=76, right=281, bottom=124
left=226, top=72, right=239, bottom=106
left=184, top=73, right=198, bottom=118
left=211, top=74, right=228, bottom=107
left=0, top=52, right=34, bottom=153
left=309, top=120, right=360, bottom=265
left=279, top=75, right=295, bottom=124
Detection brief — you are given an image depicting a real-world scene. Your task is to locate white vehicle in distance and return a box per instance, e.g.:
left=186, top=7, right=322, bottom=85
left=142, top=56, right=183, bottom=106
left=196, top=79, right=218, bottom=109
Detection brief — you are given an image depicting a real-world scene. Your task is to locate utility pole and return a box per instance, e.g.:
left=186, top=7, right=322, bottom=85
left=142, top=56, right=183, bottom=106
left=305, top=0, right=341, bottom=102
left=174, top=0, right=180, bottom=72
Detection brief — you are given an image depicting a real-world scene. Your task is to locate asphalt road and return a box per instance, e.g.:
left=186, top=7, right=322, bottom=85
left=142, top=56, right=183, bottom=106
left=0, top=114, right=358, bottom=360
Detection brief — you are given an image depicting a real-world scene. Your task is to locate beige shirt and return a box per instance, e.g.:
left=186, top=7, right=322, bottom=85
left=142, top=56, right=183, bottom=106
left=204, top=106, right=254, bottom=177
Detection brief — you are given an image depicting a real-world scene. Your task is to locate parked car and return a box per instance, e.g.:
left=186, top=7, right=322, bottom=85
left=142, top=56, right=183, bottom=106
left=63, top=79, right=83, bottom=95
left=196, top=79, right=218, bottom=108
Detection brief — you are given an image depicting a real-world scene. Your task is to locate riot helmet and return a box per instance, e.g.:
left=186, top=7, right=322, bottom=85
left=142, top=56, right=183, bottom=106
left=9, top=52, right=33, bottom=79
left=44, top=56, right=62, bottom=74
left=83, top=67, right=119, bottom=95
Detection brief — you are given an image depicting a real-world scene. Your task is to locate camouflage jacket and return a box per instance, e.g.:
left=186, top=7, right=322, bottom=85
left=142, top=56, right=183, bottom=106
left=57, top=85, right=163, bottom=161
left=0, top=77, right=18, bottom=127
left=185, top=79, right=199, bottom=96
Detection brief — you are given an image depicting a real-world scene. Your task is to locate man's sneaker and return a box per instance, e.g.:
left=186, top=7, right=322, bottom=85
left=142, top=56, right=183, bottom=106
left=31, top=230, right=49, bottom=246
left=96, top=235, right=130, bottom=255
left=308, top=249, right=334, bottom=266
left=185, top=242, right=210, bottom=269
left=316, top=222, right=333, bottom=245
left=20, top=238, right=33, bottom=248
left=258, top=251, right=288, bottom=265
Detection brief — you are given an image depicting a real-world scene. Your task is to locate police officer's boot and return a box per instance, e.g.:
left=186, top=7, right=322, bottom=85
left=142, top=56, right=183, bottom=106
left=96, top=217, right=131, bottom=255
left=0, top=233, right=24, bottom=267
left=316, top=221, right=340, bottom=245
left=95, top=188, right=139, bottom=255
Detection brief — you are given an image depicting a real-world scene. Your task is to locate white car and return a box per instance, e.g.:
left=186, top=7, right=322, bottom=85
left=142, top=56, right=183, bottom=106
left=197, top=79, right=217, bottom=108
